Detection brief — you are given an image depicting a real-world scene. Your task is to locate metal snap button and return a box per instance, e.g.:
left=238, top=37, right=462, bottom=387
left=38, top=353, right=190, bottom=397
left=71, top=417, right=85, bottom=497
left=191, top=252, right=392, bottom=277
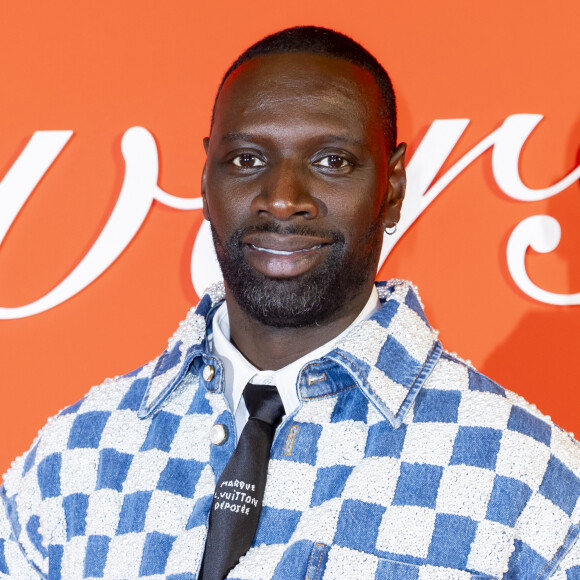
left=202, top=364, right=215, bottom=382
left=210, top=424, right=228, bottom=446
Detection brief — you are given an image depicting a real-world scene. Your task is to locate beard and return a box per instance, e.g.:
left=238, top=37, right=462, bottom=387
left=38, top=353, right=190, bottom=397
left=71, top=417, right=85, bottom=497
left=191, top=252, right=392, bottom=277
left=211, top=219, right=383, bottom=328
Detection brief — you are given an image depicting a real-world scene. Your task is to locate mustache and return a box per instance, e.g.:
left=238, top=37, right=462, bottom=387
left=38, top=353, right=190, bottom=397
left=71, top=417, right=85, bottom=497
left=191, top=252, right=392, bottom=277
left=229, top=222, right=346, bottom=245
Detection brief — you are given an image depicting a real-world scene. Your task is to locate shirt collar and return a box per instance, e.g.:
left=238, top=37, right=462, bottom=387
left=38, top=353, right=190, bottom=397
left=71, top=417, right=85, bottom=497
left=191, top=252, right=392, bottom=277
left=211, top=286, right=381, bottom=419
left=137, top=280, right=441, bottom=428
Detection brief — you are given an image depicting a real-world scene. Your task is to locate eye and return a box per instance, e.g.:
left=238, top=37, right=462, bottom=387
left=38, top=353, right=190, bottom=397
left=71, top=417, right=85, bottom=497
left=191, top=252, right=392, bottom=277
left=231, top=153, right=266, bottom=168
left=314, top=155, right=352, bottom=169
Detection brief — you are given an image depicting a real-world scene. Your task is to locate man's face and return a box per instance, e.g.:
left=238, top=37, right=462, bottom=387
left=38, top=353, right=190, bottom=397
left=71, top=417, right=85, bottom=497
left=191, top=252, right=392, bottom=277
left=202, top=52, right=404, bottom=327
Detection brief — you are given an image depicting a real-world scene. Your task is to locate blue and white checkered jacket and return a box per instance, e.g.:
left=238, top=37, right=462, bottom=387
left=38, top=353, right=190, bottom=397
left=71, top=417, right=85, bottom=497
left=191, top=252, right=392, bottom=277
left=2, top=280, right=580, bottom=579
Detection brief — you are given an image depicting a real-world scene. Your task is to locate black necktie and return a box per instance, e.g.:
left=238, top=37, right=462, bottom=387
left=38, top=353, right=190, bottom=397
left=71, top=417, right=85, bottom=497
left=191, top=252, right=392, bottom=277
left=199, top=383, right=285, bottom=580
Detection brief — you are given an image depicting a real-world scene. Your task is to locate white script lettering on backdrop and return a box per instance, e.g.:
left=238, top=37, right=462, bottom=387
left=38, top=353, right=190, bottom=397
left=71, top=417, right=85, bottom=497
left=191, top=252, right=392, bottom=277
left=0, top=114, right=579, bottom=319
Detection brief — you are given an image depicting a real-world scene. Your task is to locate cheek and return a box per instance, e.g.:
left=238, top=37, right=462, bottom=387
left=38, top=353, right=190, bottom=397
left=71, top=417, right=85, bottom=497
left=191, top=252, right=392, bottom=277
left=204, top=173, right=251, bottom=228
left=324, top=187, right=384, bottom=235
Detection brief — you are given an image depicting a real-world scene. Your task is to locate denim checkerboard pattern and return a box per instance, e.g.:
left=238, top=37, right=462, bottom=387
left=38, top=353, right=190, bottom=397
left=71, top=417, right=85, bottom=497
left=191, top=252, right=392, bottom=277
left=2, top=280, right=580, bottom=579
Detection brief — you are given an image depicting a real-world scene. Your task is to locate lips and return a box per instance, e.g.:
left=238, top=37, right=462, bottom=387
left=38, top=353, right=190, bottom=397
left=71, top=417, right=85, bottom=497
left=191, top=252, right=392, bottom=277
left=249, top=243, right=323, bottom=255
left=242, top=232, right=333, bottom=278
left=242, top=232, right=332, bottom=252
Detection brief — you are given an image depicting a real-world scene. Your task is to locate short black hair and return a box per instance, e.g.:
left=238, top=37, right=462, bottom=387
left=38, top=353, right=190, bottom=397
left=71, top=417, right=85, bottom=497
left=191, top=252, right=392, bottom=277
left=211, top=26, right=397, bottom=151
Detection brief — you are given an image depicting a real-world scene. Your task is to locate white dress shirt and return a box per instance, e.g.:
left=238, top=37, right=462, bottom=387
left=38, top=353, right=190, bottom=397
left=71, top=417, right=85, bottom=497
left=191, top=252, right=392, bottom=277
left=211, top=287, right=380, bottom=438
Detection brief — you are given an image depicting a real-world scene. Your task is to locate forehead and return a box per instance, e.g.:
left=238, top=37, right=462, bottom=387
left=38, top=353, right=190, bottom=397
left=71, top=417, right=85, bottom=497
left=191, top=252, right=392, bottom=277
left=212, top=53, right=384, bottom=136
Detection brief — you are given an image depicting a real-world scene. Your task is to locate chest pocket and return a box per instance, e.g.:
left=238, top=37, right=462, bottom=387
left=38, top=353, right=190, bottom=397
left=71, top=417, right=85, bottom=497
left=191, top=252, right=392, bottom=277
left=304, top=543, right=494, bottom=580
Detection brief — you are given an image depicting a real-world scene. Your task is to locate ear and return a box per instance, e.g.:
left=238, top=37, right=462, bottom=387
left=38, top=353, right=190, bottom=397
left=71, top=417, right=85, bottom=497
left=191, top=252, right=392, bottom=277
left=201, top=137, right=211, bottom=221
left=383, top=142, right=407, bottom=228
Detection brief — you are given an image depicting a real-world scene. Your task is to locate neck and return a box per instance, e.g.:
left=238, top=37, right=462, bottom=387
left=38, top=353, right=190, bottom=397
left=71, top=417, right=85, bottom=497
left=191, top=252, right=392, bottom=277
left=224, top=283, right=375, bottom=371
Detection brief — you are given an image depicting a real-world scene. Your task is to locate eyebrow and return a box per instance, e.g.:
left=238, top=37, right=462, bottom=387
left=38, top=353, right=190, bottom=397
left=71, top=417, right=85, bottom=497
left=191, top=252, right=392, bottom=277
left=221, top=131, right=260, bottom=143
left=221, top=131, right=366, bottom=148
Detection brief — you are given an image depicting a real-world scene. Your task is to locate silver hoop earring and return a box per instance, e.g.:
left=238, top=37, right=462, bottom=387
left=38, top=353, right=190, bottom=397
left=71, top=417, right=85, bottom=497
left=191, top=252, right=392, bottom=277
left=385, top=223, right=397, bottom=235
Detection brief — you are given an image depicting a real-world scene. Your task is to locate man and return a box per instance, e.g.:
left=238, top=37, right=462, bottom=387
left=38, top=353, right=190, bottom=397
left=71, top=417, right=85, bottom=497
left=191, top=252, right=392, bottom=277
left=1, top=26, right=580, bottom=579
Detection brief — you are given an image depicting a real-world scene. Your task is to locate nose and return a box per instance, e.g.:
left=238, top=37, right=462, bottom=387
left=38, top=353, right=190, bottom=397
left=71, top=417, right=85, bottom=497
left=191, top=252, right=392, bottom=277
left=250, top=159, right=318, bottom=220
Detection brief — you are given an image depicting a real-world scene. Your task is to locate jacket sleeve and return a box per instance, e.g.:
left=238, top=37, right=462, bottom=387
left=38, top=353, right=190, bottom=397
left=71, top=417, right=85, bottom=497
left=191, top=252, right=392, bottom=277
left=0, top=484, right=43, bottom=579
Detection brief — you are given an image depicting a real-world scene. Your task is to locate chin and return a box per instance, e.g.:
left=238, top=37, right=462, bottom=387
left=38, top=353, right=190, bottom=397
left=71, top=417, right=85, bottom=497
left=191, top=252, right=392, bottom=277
left=211, top=222, right=382, bottom=329
left=223, top=250, right=378, bottom=329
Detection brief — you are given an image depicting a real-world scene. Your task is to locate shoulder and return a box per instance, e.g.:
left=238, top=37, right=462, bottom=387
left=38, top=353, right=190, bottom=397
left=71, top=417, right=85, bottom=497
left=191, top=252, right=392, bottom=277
left=422, top=350, right=580, bottom=478
left=419, top=351, right=580, bottom=572
left=4, top=362, right=154, bottom=488
left=423, top=350, right=579, bottom=456
left=2, top=291, right=219, bottom=495
left=0, top=360, right=158, bottom=568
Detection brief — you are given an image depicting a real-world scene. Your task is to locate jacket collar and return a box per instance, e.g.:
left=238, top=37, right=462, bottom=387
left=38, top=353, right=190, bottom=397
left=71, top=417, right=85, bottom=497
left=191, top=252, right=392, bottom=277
left=137, top=280, right=441, bottom=427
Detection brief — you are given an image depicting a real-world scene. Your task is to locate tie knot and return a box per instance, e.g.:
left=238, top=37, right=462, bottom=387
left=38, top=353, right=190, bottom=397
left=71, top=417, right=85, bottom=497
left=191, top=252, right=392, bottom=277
left=243, top=383, right=285, bottom=427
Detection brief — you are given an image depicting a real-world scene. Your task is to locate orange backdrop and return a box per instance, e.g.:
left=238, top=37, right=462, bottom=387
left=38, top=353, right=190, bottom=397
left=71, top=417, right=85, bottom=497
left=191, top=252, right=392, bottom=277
left=1, top=0, right=579, bottom=474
